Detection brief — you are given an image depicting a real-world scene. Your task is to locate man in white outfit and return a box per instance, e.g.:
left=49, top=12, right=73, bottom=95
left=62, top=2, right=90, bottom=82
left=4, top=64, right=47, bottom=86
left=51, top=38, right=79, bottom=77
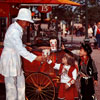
left=0, top=8, right=44, bottom=100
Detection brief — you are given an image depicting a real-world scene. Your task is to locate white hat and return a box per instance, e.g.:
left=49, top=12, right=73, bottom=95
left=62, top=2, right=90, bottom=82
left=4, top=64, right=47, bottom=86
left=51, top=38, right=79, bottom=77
left=15, top=8, right=34, bottom=23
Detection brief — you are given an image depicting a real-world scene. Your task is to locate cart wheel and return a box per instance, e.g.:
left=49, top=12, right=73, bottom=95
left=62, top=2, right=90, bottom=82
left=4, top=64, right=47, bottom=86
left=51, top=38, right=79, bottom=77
left=25, top=72, right=55, bottom=100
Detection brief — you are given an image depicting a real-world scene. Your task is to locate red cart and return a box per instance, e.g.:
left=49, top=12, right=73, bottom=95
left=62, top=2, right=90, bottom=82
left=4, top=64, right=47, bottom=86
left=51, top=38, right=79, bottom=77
left=0, top=47, right=65, bottom=100
left=23, top=49, right=65, bottom=100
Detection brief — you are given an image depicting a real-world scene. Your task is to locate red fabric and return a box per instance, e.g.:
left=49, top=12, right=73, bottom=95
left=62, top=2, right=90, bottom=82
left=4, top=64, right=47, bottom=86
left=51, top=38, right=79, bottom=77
left=80, top=56, right=88, bottom=65
left=97, top=28, right=100, bottom=34
left=0, top=48, right=3, bottom=55
left=58, top=64, right=77, bottom=78
left=0, top=74, right=4, bottom=83
left=68, top=66, right=76, bottom=78
left=58, top=83, right=65, bottom=99
left=58, top=83, right=78, bottom=100
left=59, top=64, right=78, bottom=92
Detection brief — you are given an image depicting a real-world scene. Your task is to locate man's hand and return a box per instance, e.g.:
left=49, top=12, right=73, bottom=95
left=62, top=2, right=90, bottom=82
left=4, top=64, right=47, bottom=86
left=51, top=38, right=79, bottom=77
left=61, top=44, right=65, bottom=50
left=26, top=46, right=33, bottom=52
left=25, top=42, right=31, bottom=46
left=35, top=56, right=46, bottom=62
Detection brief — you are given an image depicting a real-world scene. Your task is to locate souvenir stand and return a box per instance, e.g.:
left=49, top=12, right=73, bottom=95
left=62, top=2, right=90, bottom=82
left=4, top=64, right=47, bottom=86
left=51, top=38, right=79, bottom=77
left=0, top=0, right=81, bottom=100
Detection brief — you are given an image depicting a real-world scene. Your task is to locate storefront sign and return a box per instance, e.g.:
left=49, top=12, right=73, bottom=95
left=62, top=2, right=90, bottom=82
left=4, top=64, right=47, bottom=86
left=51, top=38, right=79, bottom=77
left=37, top=6, right=52, bottom=13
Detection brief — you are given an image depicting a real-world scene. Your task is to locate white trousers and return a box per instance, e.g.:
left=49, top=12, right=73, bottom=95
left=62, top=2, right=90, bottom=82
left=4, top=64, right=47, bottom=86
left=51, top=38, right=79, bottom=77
left=4, top=73, right=25, bottom=100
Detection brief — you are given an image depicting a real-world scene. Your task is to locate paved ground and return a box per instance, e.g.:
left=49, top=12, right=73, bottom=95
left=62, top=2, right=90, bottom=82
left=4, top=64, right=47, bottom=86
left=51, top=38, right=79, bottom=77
left=0, top=35, right=100, bottom=100
left=91, top=49, right=100, bottom=100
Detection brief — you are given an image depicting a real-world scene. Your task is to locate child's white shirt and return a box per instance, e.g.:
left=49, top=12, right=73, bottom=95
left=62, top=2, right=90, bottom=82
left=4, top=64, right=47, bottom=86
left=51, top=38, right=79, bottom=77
left=54, top=63, right=77, bottom=87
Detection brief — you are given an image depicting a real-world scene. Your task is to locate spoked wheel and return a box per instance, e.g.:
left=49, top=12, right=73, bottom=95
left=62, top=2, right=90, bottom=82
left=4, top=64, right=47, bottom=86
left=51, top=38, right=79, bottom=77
left=25, top=72, right=55, bottom=100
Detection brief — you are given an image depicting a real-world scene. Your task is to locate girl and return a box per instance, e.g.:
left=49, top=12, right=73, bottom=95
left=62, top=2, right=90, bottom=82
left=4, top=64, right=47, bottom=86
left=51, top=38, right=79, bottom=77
left=48, top=53, right=78, bottom=100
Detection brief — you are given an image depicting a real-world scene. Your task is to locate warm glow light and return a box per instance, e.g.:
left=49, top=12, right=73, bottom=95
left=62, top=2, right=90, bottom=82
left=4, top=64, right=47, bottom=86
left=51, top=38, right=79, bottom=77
left=58, top=0, right=81, bottom=6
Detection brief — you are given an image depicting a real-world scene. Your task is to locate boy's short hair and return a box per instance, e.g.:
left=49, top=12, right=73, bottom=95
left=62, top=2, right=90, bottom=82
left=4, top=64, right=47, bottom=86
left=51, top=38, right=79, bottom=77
left=80, top=43, right=92, bottom=55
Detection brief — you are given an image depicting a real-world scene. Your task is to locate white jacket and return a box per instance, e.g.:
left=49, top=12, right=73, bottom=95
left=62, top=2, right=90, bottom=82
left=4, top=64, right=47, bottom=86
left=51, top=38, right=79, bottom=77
left=0, top=22, right=37, bottom=77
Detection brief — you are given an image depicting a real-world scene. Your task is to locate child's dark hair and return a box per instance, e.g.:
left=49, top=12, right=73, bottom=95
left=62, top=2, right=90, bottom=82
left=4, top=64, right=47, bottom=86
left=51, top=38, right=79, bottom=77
left=63, top=53, right=75, bottom=67
left=80, top=43, right=92, bottom=55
